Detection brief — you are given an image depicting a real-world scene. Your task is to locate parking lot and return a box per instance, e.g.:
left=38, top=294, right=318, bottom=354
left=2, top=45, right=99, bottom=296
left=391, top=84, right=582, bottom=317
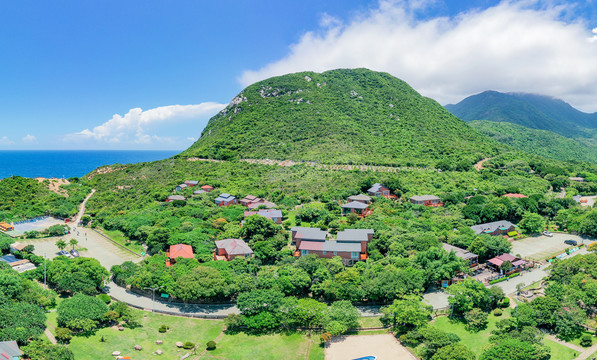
left=511, top=233, right=588, bottom=261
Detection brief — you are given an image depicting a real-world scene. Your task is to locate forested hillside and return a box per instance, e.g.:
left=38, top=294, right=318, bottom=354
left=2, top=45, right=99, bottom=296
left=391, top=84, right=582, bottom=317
left=470, top=120, right=597, bottom=164
left=182, top=69, right=501, bottom=167
left=445, top=90, right=597, bottom=138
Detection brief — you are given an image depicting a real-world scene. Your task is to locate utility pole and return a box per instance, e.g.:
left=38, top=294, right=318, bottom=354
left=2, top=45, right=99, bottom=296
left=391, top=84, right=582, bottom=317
left=143, top=286, right=163, bottom=315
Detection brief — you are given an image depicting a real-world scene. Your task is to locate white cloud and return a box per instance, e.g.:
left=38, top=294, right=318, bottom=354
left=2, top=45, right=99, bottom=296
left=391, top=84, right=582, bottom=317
left=0, top=136, right=14, bottom=145
left=22, top=134, right=36, bottom=143
left=240, top=0, right=597, bottom=112
left=187, top=137, right=197, bottom=142
left=67, top=102, right=226, bottom=145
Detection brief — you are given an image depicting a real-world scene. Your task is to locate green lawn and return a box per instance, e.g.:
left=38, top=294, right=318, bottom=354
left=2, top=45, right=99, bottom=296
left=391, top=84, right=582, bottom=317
left=359, top=316, right=384, bottom=328
left=68, top=309, right=223, bottom=360
left=68, top=308, right=322, bottom=360
left=568, top=330, right=594, bottom=347
left=102, top=229, right=145, bottom=254
left=544, top=338, right=580, bottom=360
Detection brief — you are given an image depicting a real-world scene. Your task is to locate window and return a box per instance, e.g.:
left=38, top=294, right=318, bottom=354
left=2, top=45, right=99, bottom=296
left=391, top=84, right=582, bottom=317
left=322, top=251, right=327, bottom=255
left=351, top=252, right=359, bottom=259
left=333, top=251, right=337, bottom=256
left=301, top=249, right=309, bottom=256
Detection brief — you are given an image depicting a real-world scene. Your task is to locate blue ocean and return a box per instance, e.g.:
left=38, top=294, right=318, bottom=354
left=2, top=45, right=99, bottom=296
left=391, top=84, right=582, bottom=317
left=0, top=150, right=179, bottom=179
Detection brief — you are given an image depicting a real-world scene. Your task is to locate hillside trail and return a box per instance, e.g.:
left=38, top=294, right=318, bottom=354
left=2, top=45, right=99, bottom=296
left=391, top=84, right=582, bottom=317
left=73, top=189, right=96, bottom=223
left=474, top=157, right=491, bottom=171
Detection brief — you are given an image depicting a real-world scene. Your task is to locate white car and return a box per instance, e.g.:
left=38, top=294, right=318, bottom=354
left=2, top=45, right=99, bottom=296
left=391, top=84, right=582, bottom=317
left=542, top=231, right=553, bottom=237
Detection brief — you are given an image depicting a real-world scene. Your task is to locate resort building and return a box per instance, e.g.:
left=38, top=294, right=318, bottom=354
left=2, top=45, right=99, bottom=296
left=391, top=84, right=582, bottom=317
left=184, top=180, right=199, bottom=187
left=341, top=201, right=370, bottom=216
left=0, top=341, right=22, bottom=360
left=347, top=194, right=372, bottom=204
left=200, top=185, right=214, bottom=192
left=470, top=221, right=517, bottom=237
left=409, top=195, right=442, bottom=206
left=214, top=193, right=238, bottom=206
left=167, top=244, right=194, bottom=266
left=367, top=183, right=391, bottom=197
left=166, top=195, right=186, bottom=202
left=240, top=195, right=262, bottom=207
left=0, top=222, right=14, bottom=232
left=243, top=209, right=283, bottom=224
left=292, top=227, right=373, bottom=265
left=442, top=243, right=479, bottom=267
left=214, top=238, right=253, bottom=261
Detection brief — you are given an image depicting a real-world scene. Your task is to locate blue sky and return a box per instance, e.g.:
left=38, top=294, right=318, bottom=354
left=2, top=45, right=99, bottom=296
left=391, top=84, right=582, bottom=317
left=1, top=0, right=596, bottom=150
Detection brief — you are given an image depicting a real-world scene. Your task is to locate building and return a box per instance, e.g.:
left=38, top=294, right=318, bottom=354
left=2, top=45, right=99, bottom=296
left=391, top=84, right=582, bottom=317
left=409, top=195, right=442, bottom=206
left=0, top=222, right=14, bottom=232
left=193, top=189, right=206, bottom=195
left=175, top=183, right=188, bottom=192
left=214, top=238, right=253, bottom=261
left=167, top=244, right=194, bottom=266
left=503, top=193, right=528, bottom=199
left=347, top=194, right=371, bottom=204
left=166, top=195, right=186, bottom=202
left=442, top=243, right=479, bottom=267
left=214, top=193, right=238, bottom=206
left=470, top=220, right=517, bottom=237
left=9, top=243, right=27, bottom=253
left=367, top=183, right=391, bottom=197
left=570, top=177, right=585, bottom=182
left=0, top=254, right=36, bottom=273
left=247, top=201, right=277, bottom=210
left=0, top=341, right=22, bottom=360
left=240, top=195, right=262, bottom=207
left=243, top=209, right=283, bottom=224
left=201, top=185, right=214, bottom=192
left=292, top=227, right=373, bottom=264
left=184, top=180, right=199, bottom=187
left=341, top=201, right=370, bottom=216
left=487, top=253, right=529, bottom=274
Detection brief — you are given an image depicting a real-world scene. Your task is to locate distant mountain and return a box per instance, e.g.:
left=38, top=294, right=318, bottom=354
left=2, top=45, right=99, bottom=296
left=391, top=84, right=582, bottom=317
left=182, top=69, right=501, bottom=167
left=469, top=120, right=597, bottom=164
left=445, top=91, right=597, bottom=138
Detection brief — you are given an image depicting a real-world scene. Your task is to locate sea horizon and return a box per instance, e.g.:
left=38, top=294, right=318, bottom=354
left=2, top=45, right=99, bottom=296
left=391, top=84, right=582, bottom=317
left=0, top=149, right=180, bottom=179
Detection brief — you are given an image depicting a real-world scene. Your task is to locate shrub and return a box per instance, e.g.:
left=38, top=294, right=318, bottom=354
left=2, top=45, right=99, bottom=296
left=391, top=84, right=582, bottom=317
left=97, top=294, right=111, bottom=305
left=206, top=341, right=216, bottom=350
left=55, top=327, right=72, bottom=343
left=158, top=325, right=170, bottom=333
left=499, top=297, right=510, bottom=308
left=580, top=334, right=593, bottom=347
left=183, top=341, right=195, bottom=349
left=464, top=308, right=489, bottom=332
left=493, top=309, right=503, bottom=316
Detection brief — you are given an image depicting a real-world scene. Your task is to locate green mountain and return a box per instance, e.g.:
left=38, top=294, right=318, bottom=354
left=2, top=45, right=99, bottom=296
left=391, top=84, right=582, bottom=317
left=469, top=120, right=597, bottom=164
left=182, top=69, right=501, bottom=167
left=445, top=91, right=597, bottom=138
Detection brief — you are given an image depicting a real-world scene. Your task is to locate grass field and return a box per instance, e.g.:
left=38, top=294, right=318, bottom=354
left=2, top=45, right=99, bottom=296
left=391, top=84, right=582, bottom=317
left=101, top=229, right=145, bottom=254
left=358, top=316, right=384, bottom=328
left=66, top=308, right=324, bottom=360
left=544, top=338, right=579, bottom=360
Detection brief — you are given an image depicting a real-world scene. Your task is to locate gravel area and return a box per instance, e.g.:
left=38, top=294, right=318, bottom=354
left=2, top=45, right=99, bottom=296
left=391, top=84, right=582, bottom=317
left=511, top=233, right=589, bottom=261
left=326, top=334, right=416, bottom=360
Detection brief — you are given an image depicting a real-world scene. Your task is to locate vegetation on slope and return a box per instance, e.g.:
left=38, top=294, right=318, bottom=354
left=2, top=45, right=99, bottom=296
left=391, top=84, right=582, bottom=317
left=469, top=120, right=597, bottom=164
left=445, top=90, right=597, bottom=138
left=182, top=68, right=501, bottom=167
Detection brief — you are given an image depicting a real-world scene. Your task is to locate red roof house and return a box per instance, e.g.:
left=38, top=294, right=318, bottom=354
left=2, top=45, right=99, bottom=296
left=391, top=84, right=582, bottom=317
left=167, top=244, right=194, bottom=266
left=200, top=185, right=214, bottom=192
left=503, top=193, right=528, bottom=198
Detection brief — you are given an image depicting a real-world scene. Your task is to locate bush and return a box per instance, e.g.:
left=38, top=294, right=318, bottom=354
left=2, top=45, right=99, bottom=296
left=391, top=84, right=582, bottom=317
left=206, top=340, right=216, bottom=350
left=493, top=309, right=503, bottom=316
left=464, top=308, right=489, bottom=332
left=183, top=341, right=195, bottom=349
left=499, top=297, right=510, bottom=308
left=97, top=294, right=111, bottom=305
left=55, top=327, right=73, bottom=343
left=580, top=334, right=593, bottom=347
left=158, top=325, right=170, bottom=333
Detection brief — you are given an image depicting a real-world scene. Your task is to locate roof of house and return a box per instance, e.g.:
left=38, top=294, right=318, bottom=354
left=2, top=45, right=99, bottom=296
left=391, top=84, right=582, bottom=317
left=367, top=183, right=387, bottom=193
left=291, top=227, right=327, bottom=241
left=570, top=177, right=585, bottom=181
left=194, top=189, right=206, bottom=195
left=0, top=255, right=19, bottom=263
left=215, top=193, right=236, bottom=202
left=10, top=242, right=27, bottom=251
left=470, top=220, right=516, bottom=235
left=336, top=229, right=374, bottom=242
left=242, top=195, right=260, bottom=201
left=215, top=239, right=253, bottom=255
left=248, top=201, right=277, bottom=210
left=201, top=184, right=214, bottom=189
left=341, top=201, right=369, bottom=210
left=348, top=194, right=372, bottom=201
left=0, top=341, right=21, bottom=357
left=169, top=244, right=194, bottom=259
left=503, top=193, right=528, bottom=198
left=573, top=195, right=583, bottom=203
left=410, top=195, right=440, bottom=201
left=244, top=209, right=283, bottom=220
left=185, top=180, right=199, bottom=185
left=487, top=253, right=518, bottom=267
left=177, top=183, right=188, bottom=188
left=167, top=195, right=186, bottom=201
left=298, top=240, right=324, bottom=251
left=322, top=241, right=362, bottom=252
left=442, top=243, right=478, bottom=260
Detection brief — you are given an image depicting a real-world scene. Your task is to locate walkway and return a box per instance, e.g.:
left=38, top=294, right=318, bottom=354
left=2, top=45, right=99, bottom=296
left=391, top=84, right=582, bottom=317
left=575, top=341, right=597, bottom=360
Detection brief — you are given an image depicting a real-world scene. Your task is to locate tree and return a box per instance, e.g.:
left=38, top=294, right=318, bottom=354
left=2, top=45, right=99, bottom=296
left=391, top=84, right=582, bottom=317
left=328, top=300, right=359, bottom=331
left=69, top=238, right=78, bottom=250
left=447, top=278, right=491, bottom=315
left=0, top=302, right=46, bottom=343
left=290, top=298, right=329, bottom=328
left=464, top=308, right=488, bottom=332
left=168, top=266, right=228, bottom=302
left=518, top=212, right=545, bottom=234
left=55, top=239, right=67, bottom=252
left=21, top=339, right=74, bottom=360
left=480, top=338, right=550, bottom=360
left=48, top=224, right=67, bottom=237
left=381, top=296, right=432, bottom=332
left=240, top=215, right=280, bottom=240
left=431, top=343, right=476, bottom=360
left=57, top=294, right=108, bottom=332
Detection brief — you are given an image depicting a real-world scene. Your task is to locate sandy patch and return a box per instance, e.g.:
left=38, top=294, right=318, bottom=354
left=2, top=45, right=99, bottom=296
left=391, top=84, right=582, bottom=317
left=325, top=334, right=416, bottom=360
left=36, top=177, right=70, bottom=197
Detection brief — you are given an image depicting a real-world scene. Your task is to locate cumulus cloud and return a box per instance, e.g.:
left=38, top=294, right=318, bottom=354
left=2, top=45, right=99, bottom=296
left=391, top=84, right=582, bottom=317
left=0, top=136, right=14, bottom=145
left=240, top=0, right=597, bottom=112
left=67, top=103, right=225, bottom=145
left=22, top=134, right=36, bottom=143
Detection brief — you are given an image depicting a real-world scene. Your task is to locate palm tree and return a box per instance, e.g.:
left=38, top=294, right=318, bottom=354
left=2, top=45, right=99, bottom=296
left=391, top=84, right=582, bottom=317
left=69, top=238, right=78, bottom=250
left=55, top=239, right=67, bottom=252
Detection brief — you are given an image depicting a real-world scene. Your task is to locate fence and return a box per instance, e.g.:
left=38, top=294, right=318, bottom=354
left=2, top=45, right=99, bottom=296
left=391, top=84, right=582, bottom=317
left=11, top=215, right=50, bottom=225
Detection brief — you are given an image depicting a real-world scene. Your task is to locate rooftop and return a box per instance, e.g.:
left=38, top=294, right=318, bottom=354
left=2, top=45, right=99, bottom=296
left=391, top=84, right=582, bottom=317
left=169, top=244, right=194, bottom=259
left=291, top=227, right=327, bottom=241
left=348, top=194, right=371, bottom=201
left=442, top=243, right=478, bottom=260
left=410, top=195, right=440, bottom=201
left=470, top=220, right=515, bottom=235
left=367, top=183, right=386, bottom=193
left=215, top=238, right=253, bottom=255
left=341, top=201, right=369, bottom=210
left=336, top=229, right=374, bottom=242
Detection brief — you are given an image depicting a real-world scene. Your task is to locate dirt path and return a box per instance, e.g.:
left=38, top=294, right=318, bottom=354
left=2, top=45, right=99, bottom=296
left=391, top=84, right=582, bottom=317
left=74, top=189, right=96, bottom=223
left=544, top=334, right=584, bottom=352
left=575, top=341, right=597, bottom=360
left=240, top=158, right=433, bottom=173
left=474, top=157, right=490, bottom=171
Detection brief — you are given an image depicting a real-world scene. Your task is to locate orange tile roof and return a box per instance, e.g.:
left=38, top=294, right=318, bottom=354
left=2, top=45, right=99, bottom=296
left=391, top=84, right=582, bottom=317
left=169, top=244, right=194, bottom=259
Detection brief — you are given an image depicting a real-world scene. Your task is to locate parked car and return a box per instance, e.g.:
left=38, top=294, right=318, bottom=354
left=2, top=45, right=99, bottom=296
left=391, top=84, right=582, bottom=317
left=542, top=231, right=553, bottom=237
left=564, top=239, right=578, bottom=246
left=57, top=250, right=71, bottom=257
left=69, top=249, right=80, bottom=257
